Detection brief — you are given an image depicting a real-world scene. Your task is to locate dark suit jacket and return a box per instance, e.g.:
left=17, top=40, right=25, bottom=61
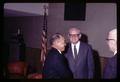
left=65, top=42, right=94, bottom=79
left=42, top=47, right=73, bottom=79
left=102, top=54, right=117, bottom=79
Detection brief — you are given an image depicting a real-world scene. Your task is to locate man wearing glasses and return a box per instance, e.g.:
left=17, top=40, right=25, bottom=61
left=103, top=28, right=117, bottom=79
left=65, top=27, right=94, bottom=79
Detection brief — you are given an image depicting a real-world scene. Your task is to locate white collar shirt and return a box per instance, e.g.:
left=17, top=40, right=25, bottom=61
left=71, top=41, right=80, bottom=58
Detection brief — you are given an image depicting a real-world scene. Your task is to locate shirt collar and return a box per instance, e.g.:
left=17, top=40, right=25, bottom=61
left=114, top=50, right=117, bottom=55
left=71, top=41, right=80, bottom=47
left=57, top=49, right=62, bottom=54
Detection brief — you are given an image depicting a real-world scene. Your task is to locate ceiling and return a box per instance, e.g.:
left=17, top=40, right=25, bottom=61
left=4, top=9, right=42, bottom=17
left=4, top=1, right=116, bottom=17
left=4, top=3, right=49, bottom=17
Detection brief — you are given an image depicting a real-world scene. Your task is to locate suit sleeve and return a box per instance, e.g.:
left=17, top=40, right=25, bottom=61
left=87, top=46, right=94, bottom=79
left=53, top=54, right=73, bottom=78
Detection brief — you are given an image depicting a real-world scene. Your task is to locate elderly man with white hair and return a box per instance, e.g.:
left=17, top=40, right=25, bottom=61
left=65, top=27, right=94, bottom=79
left=103, top=28, right=117, bottom=79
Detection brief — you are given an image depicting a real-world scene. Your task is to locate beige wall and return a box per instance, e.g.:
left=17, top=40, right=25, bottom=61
left=47, top=3, right=116, bottom=57
left=4, top=3, right=116, bottom=57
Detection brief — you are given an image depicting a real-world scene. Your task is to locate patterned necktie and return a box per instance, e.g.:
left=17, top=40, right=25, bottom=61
left=74, top=45, right=77, bottom=59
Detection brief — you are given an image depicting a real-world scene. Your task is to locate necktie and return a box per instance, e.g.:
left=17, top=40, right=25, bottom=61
left=74, top=45, right=77, bottom=59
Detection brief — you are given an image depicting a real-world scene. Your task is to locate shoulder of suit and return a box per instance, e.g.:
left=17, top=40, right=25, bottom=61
left=80, top=42, right=90, bottom=46
left=48, top=48, right=60, bottom=55
left=80, top=42, right=92, bottom=49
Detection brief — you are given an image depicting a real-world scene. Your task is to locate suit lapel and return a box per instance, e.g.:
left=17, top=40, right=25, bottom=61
left=68, top=44, right=75, bottom=62
left=67, top=43, right=85, bottom=72
left=74, top=42, right=84, bottom=68
left=67, top=44, right=76, bottom=71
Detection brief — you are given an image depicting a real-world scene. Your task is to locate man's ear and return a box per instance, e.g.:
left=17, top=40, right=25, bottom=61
left=79, top=33, right=82, bottom=37
left=54, top=39, right=60, bottom=45
left=53, top=39, right=57, bottom=46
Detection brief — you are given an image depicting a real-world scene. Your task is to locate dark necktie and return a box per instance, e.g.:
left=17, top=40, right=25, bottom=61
left=74, top=45, right=77, bottom=59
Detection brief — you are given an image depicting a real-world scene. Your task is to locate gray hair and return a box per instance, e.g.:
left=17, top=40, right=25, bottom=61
left=49, top=33, right=63, bottom=45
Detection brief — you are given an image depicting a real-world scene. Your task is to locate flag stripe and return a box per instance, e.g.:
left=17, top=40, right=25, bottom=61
left=40, top=8, right=47, bottom=66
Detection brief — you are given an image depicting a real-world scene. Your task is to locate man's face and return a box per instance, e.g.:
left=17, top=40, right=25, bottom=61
left=106, top=33, right=117, bottom=53
left=55, top=36, right=66, bottom=52
left=68, top=29, right=81, bottom=44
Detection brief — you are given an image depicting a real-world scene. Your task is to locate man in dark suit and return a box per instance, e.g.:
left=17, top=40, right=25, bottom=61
left=103, top=28, right=117, bottom=79
left=65, top=27, right=94, bottom=79
left=42, top=33, right=73, bottom=79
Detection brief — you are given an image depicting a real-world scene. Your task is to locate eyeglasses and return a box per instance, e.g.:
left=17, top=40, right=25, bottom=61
left=68, top=34, right=80, bottom=37
left=106, top=39, right=115, bottom=41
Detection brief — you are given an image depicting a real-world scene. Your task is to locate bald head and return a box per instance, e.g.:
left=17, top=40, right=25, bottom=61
left=108, top=28, right=117, bottom=41
left=107, top=28, right=117, bottom=53
left=68, top=27, right=81, bottom=44
left=69, top=27, right=81, bottom=34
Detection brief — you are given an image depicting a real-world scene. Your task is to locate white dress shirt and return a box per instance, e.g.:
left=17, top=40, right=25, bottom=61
left=57, top=49, right=62, bottom=54
left=114, top=50, right=117, bottom=56
left=71, top=41, right=80, bottom=58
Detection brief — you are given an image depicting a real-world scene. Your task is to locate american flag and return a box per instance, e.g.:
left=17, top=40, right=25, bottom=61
left=40, top=5, right=47, bottom=66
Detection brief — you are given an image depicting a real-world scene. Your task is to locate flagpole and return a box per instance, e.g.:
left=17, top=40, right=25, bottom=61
left=40, top=4, right=48, bottom=71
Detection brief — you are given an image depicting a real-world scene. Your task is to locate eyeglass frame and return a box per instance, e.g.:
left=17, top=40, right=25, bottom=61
left=106, top=38, right=115, bottom=41
left=68, top=33, right=81, bottom=37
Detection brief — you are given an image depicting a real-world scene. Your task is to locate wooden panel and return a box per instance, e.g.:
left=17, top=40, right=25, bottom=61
left=100, top=57, right=108, bottom=75
left=25, top=47, right=42, bottom=73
